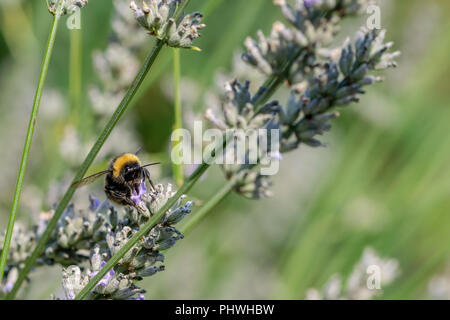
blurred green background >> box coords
[1,0,450,299]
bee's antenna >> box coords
[135,146,143,155]
[128,162,161,173]
[141,162,160,168]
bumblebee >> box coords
[72,151,159,210]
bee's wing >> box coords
[71,170,110,189]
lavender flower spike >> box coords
[131,181,147,205]
[304,0,318,7]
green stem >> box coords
[180,179,234,234]
[6,40,165,300]
[69,28,82,130]
[74,132,231,300]
[0,12,61,287]
[172,48,184,187]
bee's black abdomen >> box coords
[104,174,133,206]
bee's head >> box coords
[112,153,142,179]
[122,162,142,181]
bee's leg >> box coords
[144,168,156,192]
[105,185,136,207]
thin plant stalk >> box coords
[0,11,62,286]
[69,28,82,130]
[172,48,184,187]
[6,40,165,300]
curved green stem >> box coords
[6,40,165,300]
[0,12,61,287]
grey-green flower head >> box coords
[234,171,273,199]
[243,0,374,84]
[206,80,278,132]
[48,0,89,16]
[276,28,399,150]
[204,80,281,199]
[62,265,89,299]
[242,22,308,77]
[167,11,205,50]
[130,0,206,50]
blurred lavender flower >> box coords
[59,125,88,165]
[306,247,400,300]
[1,267,17,295]
[428,262,450,299]
[112,0,148,49]
[304,0,318,7]
[90,43,139,116]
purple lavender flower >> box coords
[90,261,115,287]
[304,0,318,7]
[131,181,147,205]
[4,281,13,293]
[89,195,101,211]
[136,294,145,300]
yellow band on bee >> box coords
[113,153,141,177]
